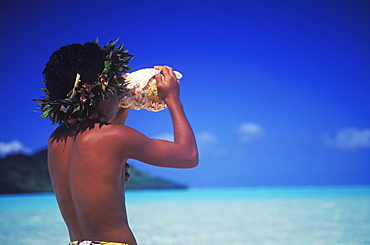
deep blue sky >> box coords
[0,0,369,188]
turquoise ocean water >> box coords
[0,186,369,245]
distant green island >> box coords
[0,149,186,194]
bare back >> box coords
[46,66,198,245]
[48,123,137,245]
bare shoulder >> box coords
[48,123,146,152]
[77,123,149,155]
[92,123,147,144]
[48,124,143,173]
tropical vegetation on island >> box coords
[0,149,186,194]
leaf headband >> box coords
[34,38,134,126]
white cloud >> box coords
[196,131,228,156]
[0,140,32,156]
[155,131,228,156]
[322,127,370,150]
[237,122,265,142]
[155,132,174,141]
[197,131,219,145]
[156,131,219,145]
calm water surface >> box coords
[0,186,369,245]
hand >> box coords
[125,162,130,182]
[154,66,180,104]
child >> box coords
[35,40,198,245]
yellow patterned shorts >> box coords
[69,241,129,245]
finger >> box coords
[154,65,165,74]
[155,65,172,75]
[125,172,130,182]
[162,66,178,81]
[163,65,174,73]
[155,72,164,85]
[154,66,164,82]
[154,66,177,85]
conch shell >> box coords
[119,68,182,111]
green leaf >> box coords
[60,105,70,113]
[104,60,111,68]
[41,108,52,118]
[72,105,81,114]
[110,37,120,47]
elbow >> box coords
[190,158,199,168]
[169,146,198,169]
[172,152,198,169]
[185,150,199,169]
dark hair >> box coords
[43,41,106,100]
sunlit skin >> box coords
[48,66,198,244]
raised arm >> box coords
[156,66,198,162]
[118,66,198,168]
